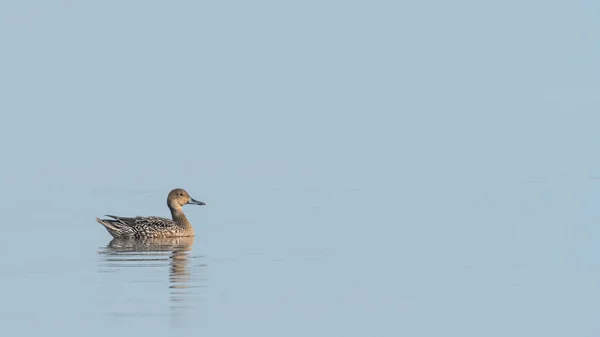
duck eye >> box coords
[179,193,184,196]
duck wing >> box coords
[96,215,175,238]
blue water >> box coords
[0,1,599,336]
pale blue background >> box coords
[0,1,599,336]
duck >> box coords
[96,188,205,238]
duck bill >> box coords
[188,198,206,206]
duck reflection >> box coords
[98,237,206,327]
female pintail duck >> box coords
[96,188,205,238]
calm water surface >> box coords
[97,237,205,327]
[0,0,599,336]
[0,179,598,336]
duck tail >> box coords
[96,217,124,238]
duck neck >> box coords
[170,207,192,229]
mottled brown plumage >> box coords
[96,188,206,238]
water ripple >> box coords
[97,237,206,327]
